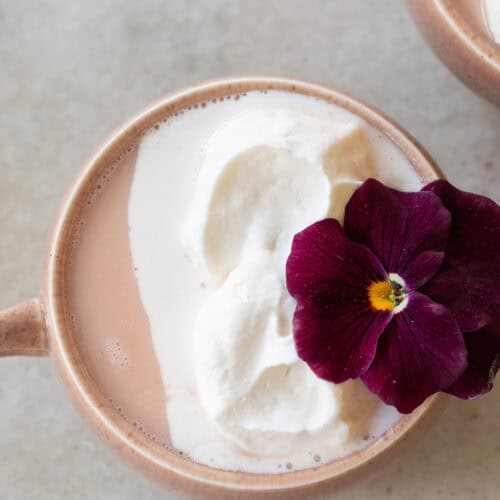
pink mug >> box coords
[0,76,444,498]
[407,0,500,105]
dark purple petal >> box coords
[361,292,467,413]
[294,300,392,383]
[422,180,500,332]
[286,218,387,304]
[422,268,500,333]
[344,179,451,290]
[446,322,500,399]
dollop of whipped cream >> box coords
[184,107,374,455]
[484,0,500,43]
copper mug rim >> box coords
[1,76,445,497]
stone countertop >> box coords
[0,0,499,498]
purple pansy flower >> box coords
[286,178,500,413]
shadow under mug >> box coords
[0,76,445,498]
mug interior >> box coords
[43,77,443,494]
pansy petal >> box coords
[422,267,500,333]
[294,300,392,383]
[422,180,500,332]
[445,323,500,399]
[361,292,467,413]
[344,179,451,290]
[286,218,387,304]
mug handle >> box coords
[0,299,48,356]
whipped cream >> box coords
[484,0,500,42]
[129,90,418,473]
[195,250,348,455]
[187,107,373,454]
[184,107,371,282]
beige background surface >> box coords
[0,0,499,498]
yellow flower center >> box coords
[368,278,407,312]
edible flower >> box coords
[286,179,500,413]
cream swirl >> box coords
[186,108,373,454]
